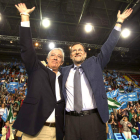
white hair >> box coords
[47,48,64,61]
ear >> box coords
[46,58,48,63]
[61,61,64,66]
[70,54,72,60]
[85,52,87,58]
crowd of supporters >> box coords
[103,70,140,139]
[0,63,140,140]
[0,62,27,140]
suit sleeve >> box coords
[96,29,120,70]
[20,26,38,74]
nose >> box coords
[54,56,57,60]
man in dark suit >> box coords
[61,9,133,140]
[13,3,65,140]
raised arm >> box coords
[97,8,133,70]
[15,3,37,74]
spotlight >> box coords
[49,42,55,49]
[88,48,91,51]
[121,28,130,38]
[69,46,72,49]
[10,41,13,43]
[85,23,93,33]
[42,18,50,28]
[35,42,39,47]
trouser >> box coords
[22,126,56,140]
[123,131,131,139]
[65,111,106,140]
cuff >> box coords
[114,26,121,32]
[21,21,30,27]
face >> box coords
[70,44,87,66]
[5,121,9,127]
[13,112,17,116]
[47,49,63,71]
[124,117,127,122]
[111,115,114,119]
[2,104,4,108]
[134,114,137,118]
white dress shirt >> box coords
[21,21,61,122]
[66,65,97,111]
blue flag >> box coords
[2,108,8,122]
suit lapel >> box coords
[39,61,56,98]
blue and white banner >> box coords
[117,94,128,103]
[2,108,8,122]
[127,92,138,102]
[107,124,114,139]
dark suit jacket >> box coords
[13,27,65,140]
[61,28,120,123]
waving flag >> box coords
[2,108,8,122]
[108,98,121,109]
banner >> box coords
[110,89,119,98]
[127,92,138,102]
[117,102,128,110]
[2,108,8,122]
[108,98,121,109]
[117,94,128,103]
[107,92,112,98]
[107,124,114,139]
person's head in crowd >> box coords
[130,106,133,110]
[13,112,17,117]
[14,102,18,107]
[1,103,5,108]
[117,109,122,115]
[138,108,140,114]
[110,114,115,120]
[135,105,138,110]
[133,113,137,121]
[46,48,64,73]
[111,112,114,116]
[5,120,10,127]
[130,109,135,115]
[11,100,14,104]
[137,115,140,122]
[113,97,117,101]
[123,116,128,122]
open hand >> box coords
[15,3,35,14]
[117,8,133,23]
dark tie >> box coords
[74,66,82,113]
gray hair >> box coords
[47,48,65,61]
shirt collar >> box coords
[47,67,61,77]
[73,64,83,74]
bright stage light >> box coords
[85,23,93,33]
[35,42,39,47]
[49,42,55,49]
[42,18,50,28]
[121,28,130,38]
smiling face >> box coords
[70,44,87,66]
[47,49,64,72]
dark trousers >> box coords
[65,111,106,140]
